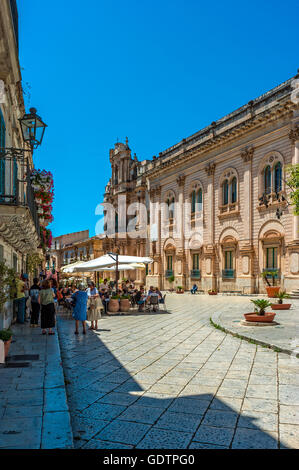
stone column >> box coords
[176,175,186,287]
[241,147,254,245]
[289,126,299,241]
[204,163,216,290]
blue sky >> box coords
[18,0,298,238]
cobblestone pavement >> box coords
[58,294,299,449]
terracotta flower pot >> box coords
[270,304,291,310]
[108,299,120,312]
[176,290,184,294]
[208,292,217,295]
[244,312,276,323]
[4,338,12,359]
[266,286,280,298]
[120,299,130,312]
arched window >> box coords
[114,166,118,185]
[274,162,282,193]
[264,166,271,194]
[166,197,175,220]
[197,188,203,211]
[191,190,196,213]
[191,188,202,213]
[231,177,237,204]
[223,180,229,205]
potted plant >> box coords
[0,329,13,359]
[176,285,184,294]
[261,270,280,298]
[271,290,291,310]
[208,289,217,295]
[108,295,120,313]
[120,295,130,312]
[168,275,175,292]
[244,299,276,323]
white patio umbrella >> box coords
[61,261,87,273]
[97,264,136,272]
[73,254,153,272]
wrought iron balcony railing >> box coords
[222,269,235,279]
[190,269,201,279]
[0,153,40,236]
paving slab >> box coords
[211,300,299,356]
[56,295,299,449]
[0,321,73,449]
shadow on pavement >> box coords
[58,314,281,450]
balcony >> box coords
[0,155,40,253]
[222,269,235,279]
[190,269,201,279]
[165,269,174,278]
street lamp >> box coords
[19,107,47,150]
[108,251,119,291]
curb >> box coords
[41,318,74,449]
[210,311,299,358]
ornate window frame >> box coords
[218,168,239,218]
[189,180,204,224]
[164,190,176,226]
[258,151,285,209]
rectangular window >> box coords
[266,247,278,269]
[167,255,173,270]
[0,244,3,262]
[224,251,233,269]
[193,253,199,270]
[12,253,17,271]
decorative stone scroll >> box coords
[241,146,254,163]
[289,125,299,144]
[176,175,186,186]
[205,163,216,176]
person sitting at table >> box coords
[146,287,161,312]
[147,286,154,296]
[191,284,198,294]
[135,287,146,312]
[100,288,109,314]
[102,279,109,292]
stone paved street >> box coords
[58,294,299,449]
[0,324,72,449]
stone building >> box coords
[51,230,107,283]
[103,72,299,293]
[0,1,48,327]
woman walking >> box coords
[39,279,56,335]
[72,284,88,335]
[87,281,101,330]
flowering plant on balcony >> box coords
[40,228,53,250]
[30,169,54,225]
[30,169,54,192]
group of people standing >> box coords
[14,275,58,335]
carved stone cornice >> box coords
[176,175,186,186]
[241,146,254,163]
[289,125,299,144]
[204,163,216,176]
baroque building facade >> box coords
[103,73,299,293]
